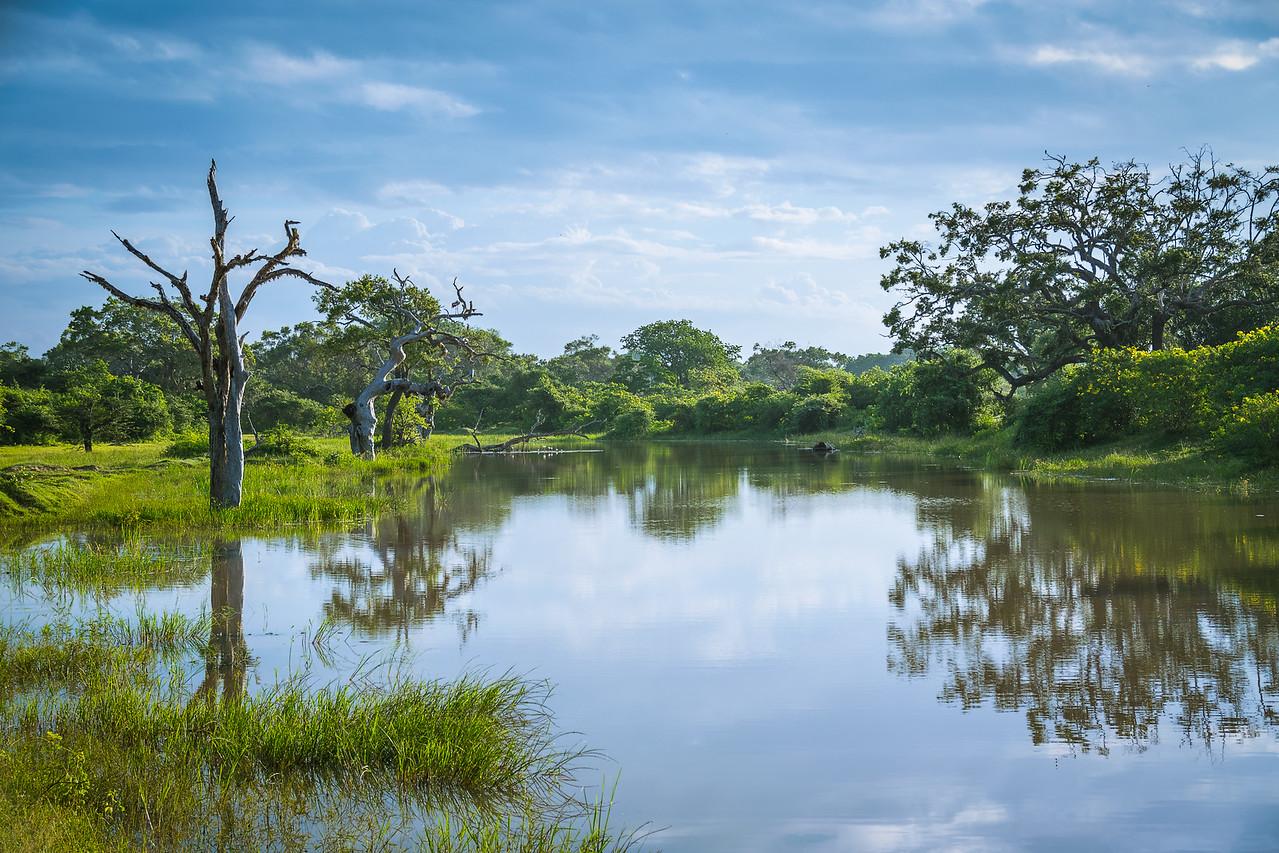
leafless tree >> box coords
[81,161,328,508]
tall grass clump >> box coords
[0,609,642,850]
[2,539,206,599]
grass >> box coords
[0,616,640,850]
[0,540,644,851]
[0,433,602,534]
[2,539,207,600]
[792,427,1279,492]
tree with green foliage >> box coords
[613,320,741,393]
[316,271,486,457]
[877,351,995,436]
[45,299,199,396]
[880,151,1279,391]
[545,335,617,385]
[0,386,58,445]
[842,351,912,375]
[50,360,169,451]
[742,341,847,389]
[0,342,46,388]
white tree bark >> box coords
[348,328,449,459]
[81,160,328,510]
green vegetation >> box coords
[2,539,207,599]
[0,548,639,851]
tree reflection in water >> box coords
[310,476,495,641]
[889,484,1279,755]
[195,538,248,703]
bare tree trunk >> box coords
[381,387,405,451]
[81,160,328,511]
[349,329,421,460]
[1151,312,1168,351]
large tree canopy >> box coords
[742,341,847,390]
[614,319,742,393]
[880,151,1279,391]
[45,298,199,395]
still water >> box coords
[15,443,1279,850]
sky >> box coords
[1,1,1277,359]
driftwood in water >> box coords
[811,441,838,453]
[458,415,597,454]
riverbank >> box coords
[793,427,1277,492]
[0,433,569,531]
[5,427,1272,533]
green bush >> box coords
[0,386,59,445]
[793,366,854,397]
[736,384,796,432]
[692,391,738,433]
[249,426,321,462]
[877,352,996,436]
[1015,361,1134,450]
[784,393,843,433]
[163,431,208,458]
[589,386,657,438]
[246,386,331,433]
[607,400,656,438]
[1214,392,1279,465]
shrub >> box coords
[876,352,996,436]
[163,431,208,458]
[0,386,60,445]
[736,384,796,432]
[1214,392,1279,465]
[608,400,656,438]
[589,386,656,438]
[249,426,321,462]
[784,393,843,433]
[247,386,330,433]
[793,366,854,397]
[692,391,737,433]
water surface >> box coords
[8,443,1279,851]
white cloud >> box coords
[1028,45,1153,76]
[358,82,479,117]
[683,153,772,197]
[1192,38,1279,72]
[752,232,880,261]
[761,272,850,309]
[243,44,356,80]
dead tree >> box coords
[458,412,597,453]
[326,270,483,459]
[81,161,328,508]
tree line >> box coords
[1,150,1276,508]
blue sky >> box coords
[2,1,1277,358]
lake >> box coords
[8,442,1279,851]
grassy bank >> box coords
[793,427,1278,491]
[0,433,554,532]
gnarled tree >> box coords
[319,270,485,458]
[81,161,328,508]
[880,151,1279,392]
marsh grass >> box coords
[0,604,640,851]
[0,433,596,532]
[2,539,207,599]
